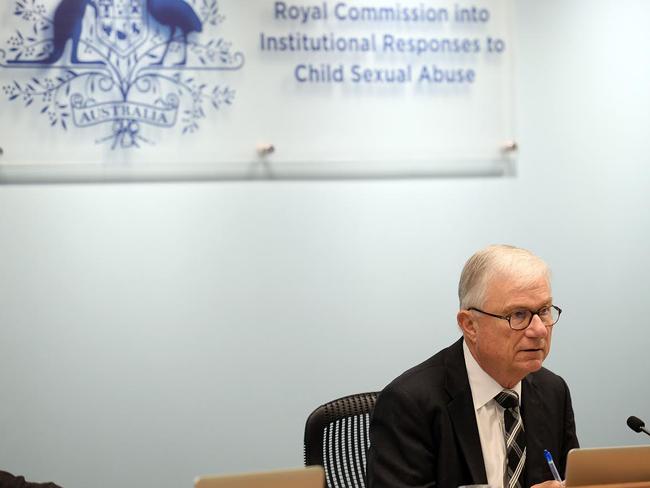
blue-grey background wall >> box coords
[1,1,649,487]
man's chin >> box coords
[520,358,544,374]
[516,352,546,373]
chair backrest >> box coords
[304,392,378,488]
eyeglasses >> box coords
[468,305,562,331]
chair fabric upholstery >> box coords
[304,392,379,488]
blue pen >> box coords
[544,449,563,483]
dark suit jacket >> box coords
[0,471,61,488]
[367,338,579,488]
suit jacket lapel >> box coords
[445,339,488,484]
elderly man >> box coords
[367,245,578,488]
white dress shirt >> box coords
[463,340,522,488]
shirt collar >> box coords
[462,339,522,411]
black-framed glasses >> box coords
[468,305,562,331]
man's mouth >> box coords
[520,347,544,354]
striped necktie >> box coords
[494,389,526,488]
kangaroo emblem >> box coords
[8,0,103,64]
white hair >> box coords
[458,244,551,309]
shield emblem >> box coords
[96,0,148,56]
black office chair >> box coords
[304,392,379,488]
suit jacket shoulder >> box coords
[381,340,456,405]
[0,471,61,488]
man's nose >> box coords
[525,313,548,337]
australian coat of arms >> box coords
[0,0,244,149]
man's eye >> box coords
[538,306,551,316]
[511,310,529,321]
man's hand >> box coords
[532,481,564,488]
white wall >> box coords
[1,1,649,487]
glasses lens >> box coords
[549,306,561,325]
[509,309,532,330]
[536,306,560,326]
[510,306,561,330]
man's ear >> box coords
[457,310,478,344]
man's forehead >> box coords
[485,272,551,305]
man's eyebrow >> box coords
[503,299,553,312]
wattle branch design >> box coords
[1,0,244,149]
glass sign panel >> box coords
[0,0,515,180]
